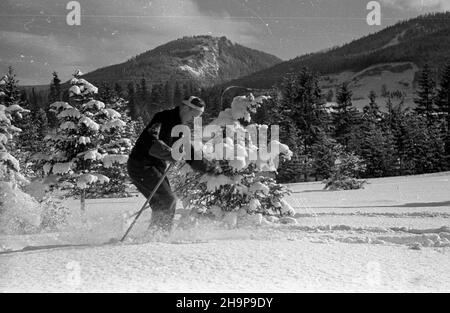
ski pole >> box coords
[120,162,175,242]
[127,171,203,219]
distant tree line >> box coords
[10,58,450,185]
[249,62,450,183]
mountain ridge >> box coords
[206,12,450,110]
[79,35,282,88]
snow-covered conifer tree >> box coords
[0,69,30,186]
[173,94,294,228]
[94,93,134,197]
[35,70,128,211]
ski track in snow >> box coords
[1,173,450,292]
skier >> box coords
[127,96,208,233]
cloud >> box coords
[1,0,261,84]
[380,0,450,11]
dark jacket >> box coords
[129,106,206,172]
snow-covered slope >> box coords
[1,172,449,292]
[321,62,419,111]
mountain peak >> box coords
[81,35,281,88]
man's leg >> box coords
[128,163,177,232]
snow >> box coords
[69,86,81,96]
[100,108,121,119]
[59,121,77,130]
[78,117,100,132]
[83,100,105,110]
[249,181,270,194]
[0,152,20,171]
[50,102,72,111]
[101,119,126,131]
[0,133,7,145]
[82,149,103,161]
[78,136,91,145]
[1,172,450,292]
[102,154,128,168]
[321,62,419,111]
[76,173,109,189]
[57,108,81,119]
[0,182,42,235]
[52,162,73,175]
[201,174,242,191]
[5,104,30,115]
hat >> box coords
[182,96,205,113]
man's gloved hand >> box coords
[149,140,177,162]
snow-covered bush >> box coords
[39,197,70,231]
[171,94,294,227]
[0,181,41,234]
[33,70,128,210]
[0,181,69,234]
[0,70,30,185]
[324,148,366,190]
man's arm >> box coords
[147,113,177,162]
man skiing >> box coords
[127,96,208,233]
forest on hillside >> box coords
[3,59,450,192]
[224,12,450,89]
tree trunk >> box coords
[80,189,86,212]
[80,189,87,224]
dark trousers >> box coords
[127,159,177,231]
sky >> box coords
[0,0,449,85]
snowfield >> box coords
[1,172,450,292]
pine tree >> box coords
[435,62,450,161]
[99,82,113,103]
[126,82,137,119]
[174,81,182,105]
[17,86,50,176]
[139,77,149,101]
[364,91,381,122]
[382,91,409,175]
[182,83,190,98]
[48,72,62,128]
[310,133,338,180]
[349,121,396,178]
[414,63,436,126]
[2,67,21,103]
[94,95,133,198]
[49,71,62,103]
[381,84,389,98]
[37,70,128,212]
[253,90,303,183]
[133,116,145,139]
[326,89,334,102]
[139,77,152,122]
[280,68,328,181]
[164,81,173,106]
[332,82,360,148]
[149,83,164,113]
[324,144,366,190]
[114,83,123,99]
[400,115,446,174]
